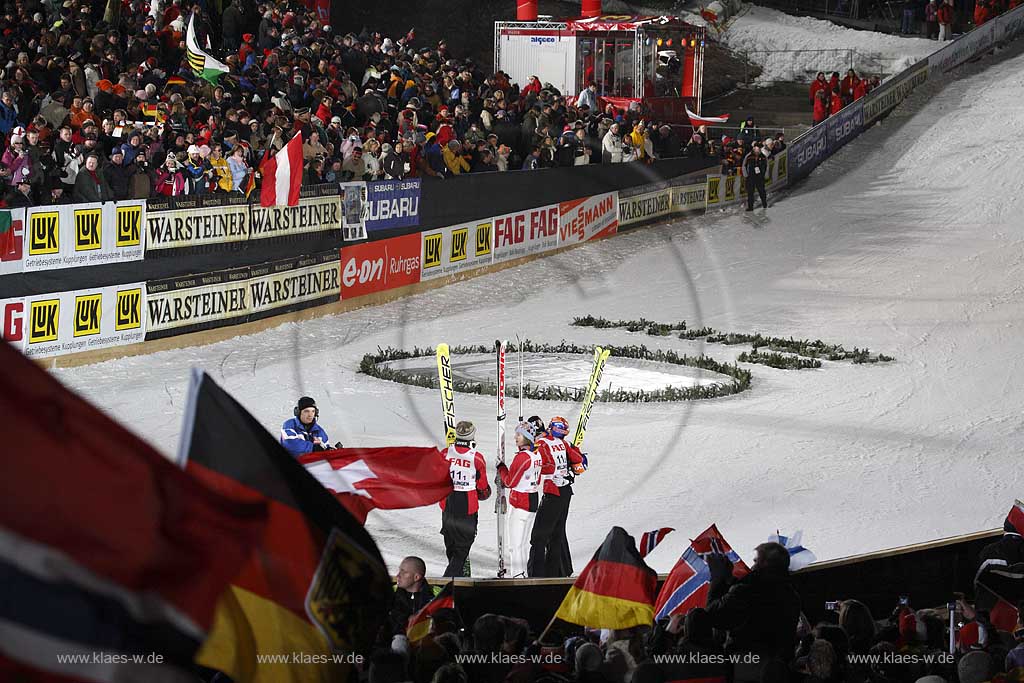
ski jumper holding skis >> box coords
[440,421,491,577]
[497,421,543,578]
[529,415,585,577]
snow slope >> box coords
[712,5,940,82]
[57,44,1024,576]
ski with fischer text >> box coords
[436,343,457,446]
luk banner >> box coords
[789,124,829,182]
[340,232,421,300]
[0,208,25,276]
[492,205,559,265]
[420,220,493,282]
[364,179,421,233]
[7,282,147,358]
[863,61,928,126]
[24,201,145,272]
[827,101,864,154]
[559,193,618,245]
[145,193,341,251]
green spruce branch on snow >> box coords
[572,316,895,365]
[359,340,752,403]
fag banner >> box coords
[492,204,559,264]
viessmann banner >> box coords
[145,194,342,251]
[1,282,146,359]
[558,192,618,245]
[23,201,145,273]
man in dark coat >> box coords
[73,153,114,203]
[704,541,801,681]
[743,142,769,211]
[387,556,441,637]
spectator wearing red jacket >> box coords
[840,69,860,104]
[828,72,841,96]
[809,72,829,105]
[853,78,870,101]
[830,90,844,116]
[813,90,829,125]
[974,0,991,25]
[938,0,954,40]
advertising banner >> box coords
[6,282,146,358]
[24,201,145,272]
[789,124,829,181]
[558,193,618,245]
[827,101,864,154]
[340,233,422,300]
[863,61,928,125]
[0,208,25,276]
[341,181,368,241]
[619,188,673,227]
[145,194,341,251]
[420,220,494,282]
[670,183,708,214]
[364,179,421,233]
[247,253,341,320]
[492,205,560,264]
[995,4,1024,42]
[929,22,993,77]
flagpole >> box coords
[536,612,559,645]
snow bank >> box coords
[705,4,941,82]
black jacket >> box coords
[705,567,801,659]
[388,582,438,636]
[979,533,1024,567]
[743,152,768,181]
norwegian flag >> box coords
[1004,499,1024,535]
[654,524,749,621]
[639,527,674,558]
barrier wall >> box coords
[2,3,1022,364]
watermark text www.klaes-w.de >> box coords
[455,652,565,665]
[255,652,366,665]
[55,652,166,665]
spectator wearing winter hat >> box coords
[497,421,543,578]
[442,139,469,176]
[979,508,1024,566]
[182,145,208,194]
[154,153,186,197]
[103,146,132,200]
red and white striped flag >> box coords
[639,527,674,558]
[685,106,730,128]
[260,132,303,208]
[1005,499,1024,535]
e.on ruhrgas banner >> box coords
[558,192,618,246]
[339,233,422,300]
[492,205,559,265]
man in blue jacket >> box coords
[280,396,332,457]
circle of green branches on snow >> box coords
[359,340,752,403]
[572,315,895,368]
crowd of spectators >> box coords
[0,0,724,209]
[322,530,1024,683]
[808,70,881,125]
[901,0,1020,39]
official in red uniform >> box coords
[440,421,491,577]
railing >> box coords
[742,48,901,84]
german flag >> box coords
[166,75,187,88]
[553,527,657,629]
[179,370,392,683]
[244,169,256,198]
[406,582,455,645]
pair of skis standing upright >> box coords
[435,340,610,578]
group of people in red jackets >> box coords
[809,70,882,125]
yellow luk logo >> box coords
[450,228,468,262]
[778,153,788,178]
[29,299,60,343]
[475,223,492,256]
[115,288,142,330]
[75,208,102,252]
[725,177,736,201]
[116,205,142,247]
[423,233,442,269]
[708,178,720,204]
[29,212,59,255]
[74,293,102,337]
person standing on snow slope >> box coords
[280,396,337,457]
[743,142,768,212]
[528,415,586,577]
[439,420,491,577]
[497,421,544,578]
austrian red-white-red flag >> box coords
[299,447,454,523]
[685,106,730,128]
[259,132,303,208]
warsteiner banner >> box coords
[145,194,341,251]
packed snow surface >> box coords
[710,5,941,82]
[385,352,728,392]
[58,45,1024,576]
